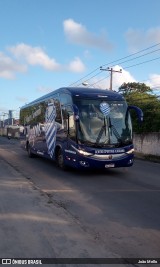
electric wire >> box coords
[90,55,160,87]
[90,55,160,89]
[68,42,160,87]
[124,55,160,69]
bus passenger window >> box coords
[61,107,68,130]
[54,99,62,125]
[68,111,76,140]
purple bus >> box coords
[20,87,143,170]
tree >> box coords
[119,82,152,96]
[118,82,160,133]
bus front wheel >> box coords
[57,148,66,170]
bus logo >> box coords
[100,102,110,116]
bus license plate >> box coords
[105,164,115,168]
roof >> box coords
[65,87,124,100]
[21,87,124,109]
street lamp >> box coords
[82,82,89,86]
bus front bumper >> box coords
[65,153,134,169]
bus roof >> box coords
[67,87,124,99]
[21,87,124,109]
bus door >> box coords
[61,104,77,150]
[42,97,62,159]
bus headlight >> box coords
[78,150,93,156]
[126,148,134,154]
[71,145,93,156]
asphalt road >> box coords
[0,136,160,266]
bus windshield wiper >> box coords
[96,117,107,144]
[109,117,122,142]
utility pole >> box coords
[100,66,122,90]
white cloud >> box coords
[7,43,86,74]
[8,43,61,71]
[111,65,136,90]
[0,52,27,79]
[0,43,87,80]
[146,73,160,90]
[63,19,113,51]
[67,57,86,72]
[125,27,160,52]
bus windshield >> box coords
[74,98,132,147]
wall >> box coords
[0,128,7,136]
[133,132,160,156]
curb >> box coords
[135,152,160,163]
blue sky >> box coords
[0,0,160,118]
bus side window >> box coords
[66,106,76,140]
[61,106,68,131]
[60,93,72,105]
[54,98,62,125]
[47,97,62,129]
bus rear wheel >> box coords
[57,148,66,170]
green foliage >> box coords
[119,82,152,95]
[118,82,160,133]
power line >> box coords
[68,42,160,87]
[69,67,100,87]
[101,43,160,68]
[77,51,160,87]
[100,67,122,90]
[109,48,160,68]
[76,70,103,87]
[90,55,160,90]
[124,55,160,69]
[90,75,110,87]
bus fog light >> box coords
[79,161,89,167]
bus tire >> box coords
[57,148,66,170]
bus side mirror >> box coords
[128,105,143,124]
